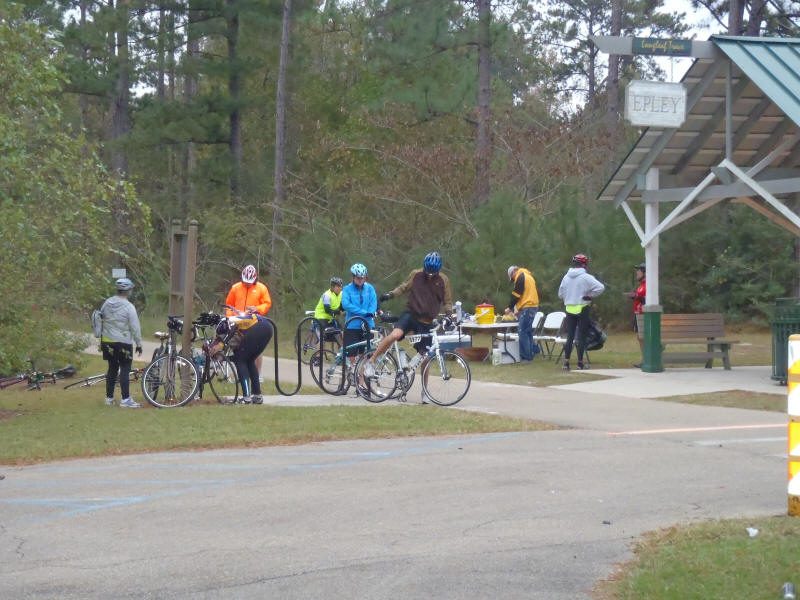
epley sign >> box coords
[625,81,686,128]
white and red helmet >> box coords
[241,264,258,284]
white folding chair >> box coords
[532,311,566,360]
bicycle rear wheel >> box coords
[64,373,107,389]
[355,351,398,403]
[141,354,199,408]
[421,351,471,406]
[309,349,350,395]
[207,357,240,404]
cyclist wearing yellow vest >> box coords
[557,254,605,371]
[313,277,344,340]
[504,266,540,362]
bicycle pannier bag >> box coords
[91,307,104,338]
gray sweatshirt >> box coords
[558,267,605,307]
[100,295,142,347]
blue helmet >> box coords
[423,252,442,274]
[350,263,368,277]
[115,278,134,292]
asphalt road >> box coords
[0,353,788,599]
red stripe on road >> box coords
[609,423,785,436]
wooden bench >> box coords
[636,313,739,370]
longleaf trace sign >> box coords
[633,37,692,56]
[625,80,686,128]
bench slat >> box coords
[634,313,737,369]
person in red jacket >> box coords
[624,263,646,367]
[225,264,272,379]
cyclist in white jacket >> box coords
[99,278,143,407]
[557,254,605,371]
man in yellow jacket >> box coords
[505,265,540,362]
[225,264,272,378]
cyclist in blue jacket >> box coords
[341,263,377,366]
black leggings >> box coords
[233,320,273,397]
[563,307,590,363]
[102,341,133,398]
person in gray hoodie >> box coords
[99,278,143,407]
[557,254,605,371]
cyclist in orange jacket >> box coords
[225,265,272,379]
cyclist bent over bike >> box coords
[364,252,453,381]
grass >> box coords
[656,390,785,412]
[594,515,800,600]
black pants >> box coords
[233,320,273,397]
[102,341,133,398]
[563,307,590,363]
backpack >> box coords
[91,303,105,338]
[582,321,607,351]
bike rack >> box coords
[264,317,303,397]
[302,315,372,396]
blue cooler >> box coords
[438,334,472,351]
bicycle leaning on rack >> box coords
[64,367,145,390]
[0,360,76,391]
[308,315,386,396]
[190,311,241,404]
[355,316,471,406]
[140,315,200,408]
[297,311,343,364]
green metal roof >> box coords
[597,36,800,204]
[712,36,800,128]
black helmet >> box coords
[636,263,646,272]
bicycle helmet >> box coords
[350,263,368,277]
[115,278,134,292]
[241,264,258,284]
[423,252,442,274]
[330,277,343,287]
[215,319,231,337]
[507,265,518,281]
[572,254,589,267]
[635,263,646,272]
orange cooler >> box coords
[475,303,495,325]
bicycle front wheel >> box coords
[309,349,350,395]
[356,351,398,403]
[64,373,107,389]
[207,357,240,404]
[421,350,471,406]
[141,354,199,408]
[297,322,320,365]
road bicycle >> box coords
[191,311,240,404]
[355,316,471,406]
[64,367,145,390]
[297,311,342,364]
[0,361,76,391]
[308,317,386,396]
[140,315,200,408]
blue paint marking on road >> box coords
[1,432,521,526]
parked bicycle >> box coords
[0,360,76,391]
[297,311,342,364]
[308,316,385,396]
[140,315,200,408]
[64,367,145,390]
[355,316,471,406]
[191,311,240,404]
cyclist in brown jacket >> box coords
[363,252,453,377]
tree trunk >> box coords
[182,1,201,213]
[272,0,292,281]
[745,0,767,35]
[474,0,491,208]
[79,0,90,132]
[157,4,166,101]
[728,0,744,34]
[109,0,130,175]
[606,0,622,141]
[228,0,242,200]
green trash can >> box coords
[771,297,800,383]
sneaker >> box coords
[577,362,590,370]
[105,397,115,406]
[562,362,570,371]
[251,395,263,405]
[120,397,140,408]
[632,363,642,369]
[420,388,429,405]
[363,361,376,378]
[240,396,252,404]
